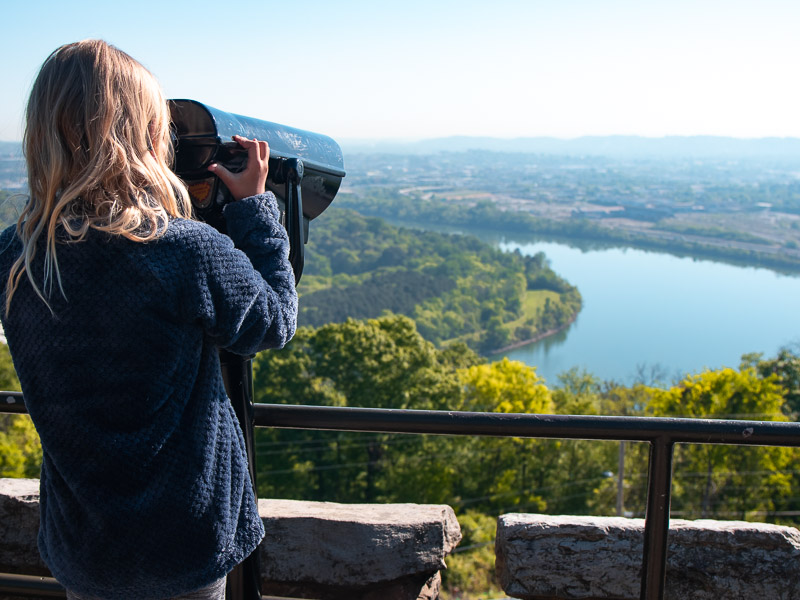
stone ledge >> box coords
[0,479,461,600]
[258,498,461,599]
[496,513,800,600]
[0,478,46,578]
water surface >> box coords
[381,218,800,385]
[497,240,800,385]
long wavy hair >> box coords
[5,39,192,312]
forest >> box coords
[3,317,798,598]
[297,208,581,353]
[247,317,800,597]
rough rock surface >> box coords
[0,478,47,576]
[496,513,800,600]
[258,498,461,599]
[0,479,460,600]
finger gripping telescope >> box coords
[168,99,346,284]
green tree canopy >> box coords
[648,367,793,519]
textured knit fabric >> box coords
[0,192,297,600]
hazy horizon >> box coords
[4,133,800,144]
[5,135,800,163]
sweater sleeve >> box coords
[186,192,298,355]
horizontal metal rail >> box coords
[0,573,310,600]
[4,393,800,600]
[0,572,307,600]
[0,391,25,414]
[255,402,800,446]
[0,573,66,597]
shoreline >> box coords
[356,209,800,276]
[488,312,578,356]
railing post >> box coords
[640,437,674,600]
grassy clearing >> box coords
[500,289,564,333]
[442,289,565,348]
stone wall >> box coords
[7,477,799,600]
[496,513,800,600]
[0,478,461,600]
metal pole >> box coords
[640,438,674,600]
[0,573,65,597]
[617,441,625,516]
[220,352,262,600]
[253,404,800,448]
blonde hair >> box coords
[6,39,192,312]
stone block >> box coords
[0,478,47,577]
[496,513,800,600]
[0,479,460,600]
[258,498,461,599]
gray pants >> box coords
[65,576,226,600]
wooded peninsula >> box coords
[298,208,582,354]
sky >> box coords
[2,0,800,142]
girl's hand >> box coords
[208,135,270,201]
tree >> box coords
[648,367,795,520]
[453,359,553,513]
[742,347,800,420]
[458,358,550,415]
[252,315,473,503]
[0,416,42,478]
[0,343,20,391]
[0,343,41,478]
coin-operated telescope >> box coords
[169,100,345,600]
[169,99,346,283]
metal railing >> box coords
[3,391,800,600]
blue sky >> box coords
[2,0,800,141]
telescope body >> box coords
[169,99,345,227]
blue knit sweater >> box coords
[0,193,297,599]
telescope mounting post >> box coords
[275,157,305,284]
[225,158,305,599]
[221,349,262,600]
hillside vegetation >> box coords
[2,314,798,597]
[336,187,800,273]
[299,208,581,353]
[251,315,800,598]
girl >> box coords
[0,40,297,599]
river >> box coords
[494,239,800,386]
[385,218,800,386]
